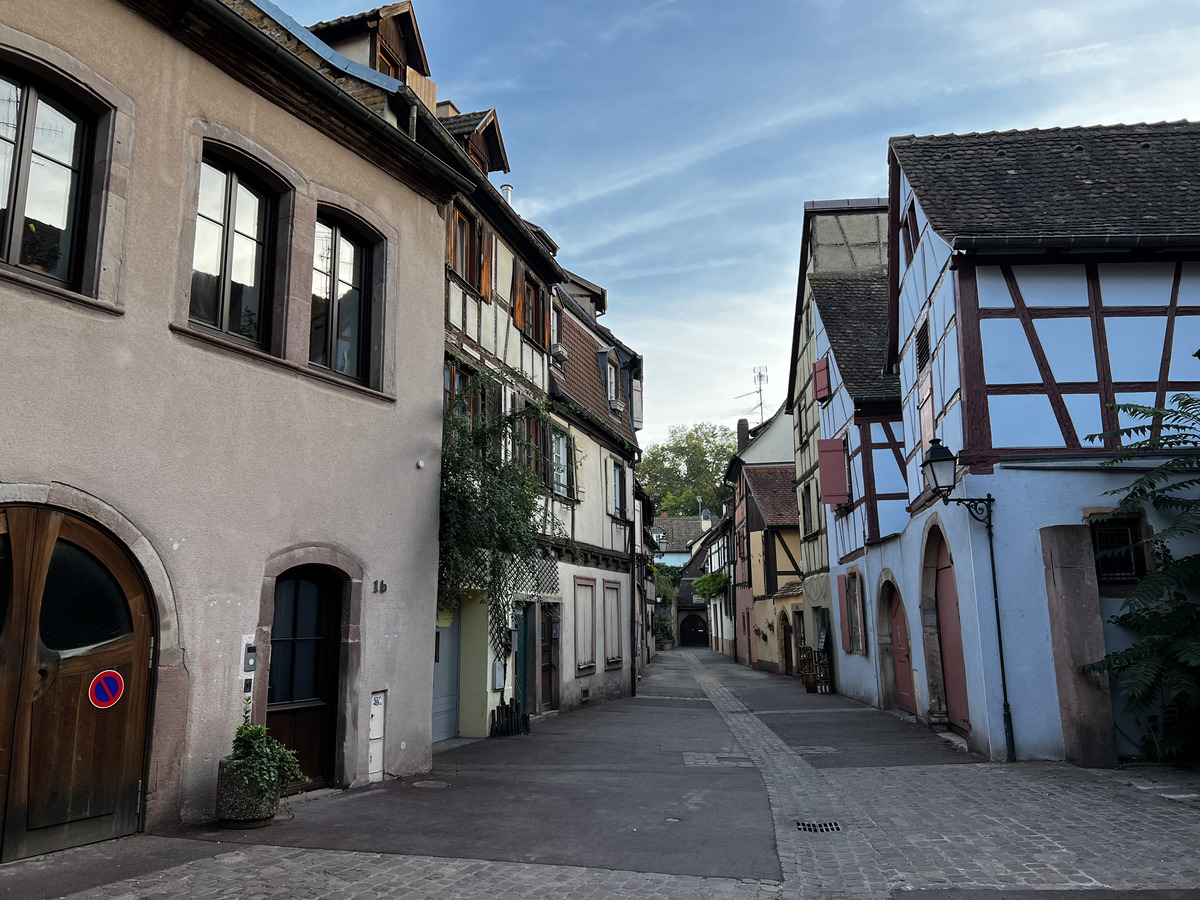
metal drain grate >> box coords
[797,821,841,833]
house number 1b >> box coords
[373,580,388,594]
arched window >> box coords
[310,217,369,380]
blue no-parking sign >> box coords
[88,670,124,709]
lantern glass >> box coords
[921,439,958,495]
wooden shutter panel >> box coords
[813,357,831,401]
[817,438,849,506]
[837,573,851,653]
[445,206,454,267]
[480,227,493,300]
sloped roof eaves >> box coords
[786,199,889,408]
[443,110,491,136]
[809,271,899,403]
[743,465,800,529]
[890,121,1200,244]
[551,314,637,448]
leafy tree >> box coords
[692,571,729,602]
[638,423,737,518]
[654,563,682,604]
[438,370,564,656]
[1080,394,1200,762]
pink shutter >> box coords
[837,573,851,652]
[813,357,831,402]
[817,438,848,506]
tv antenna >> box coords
[733,366,769,425]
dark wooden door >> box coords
[890,591,916,714]
[266,567,342,791]
[781,615,794,676]
[539,604,558,711]
[935,539,970,734]
[0,506,154,862]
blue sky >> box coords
[277,0,1200,446]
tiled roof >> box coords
[810,270,898,402]
[550,313,637,448]
[647,516,707,554]
[442,110,491,137]
[772,580,804,600]
[742,465,799,530]
[891,121,1200,243]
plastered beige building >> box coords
[0,0,474,859]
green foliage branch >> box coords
[1080,393,1200,762]
[228,699,304,796]
[691,570,729,601]
[438,367,568,657]
[638,422,737,518]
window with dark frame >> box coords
[449,205,475,287]
[515,273,546,346]
[0,71,89,286]
[190,157,272,345]
[1090,517,1148,586]
[801,483,813,535]
[611,462,626,518]
[310,217,368,380]
[846,569,862,653]
[607,360,619,403]
[551,429,574,498]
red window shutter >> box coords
[813,357,831,402]
[817,438,848,506]
[837,573,851,652]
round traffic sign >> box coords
[88,670,124,709]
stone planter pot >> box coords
[215,756,279,828]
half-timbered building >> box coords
[725,409,801,671]
[811,270,907,704]
[786,199,888,689]
[862,122,1200,763]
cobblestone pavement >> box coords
[6,649,1199,899]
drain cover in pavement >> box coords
[412,780,450,789]
[797,821,841,833]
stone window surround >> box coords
[0,25,134,316]
[174,121,400,400]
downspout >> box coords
[628,510,637,698]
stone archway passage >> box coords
[0,506,155,862]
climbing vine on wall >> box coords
[437,368,566,657]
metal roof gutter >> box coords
[951,233,1200,251]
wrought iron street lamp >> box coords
[920,439,1017,764]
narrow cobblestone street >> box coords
[2,650,1198,900]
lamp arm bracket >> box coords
[941,493,994,527]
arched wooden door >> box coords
[780,613,794,676]
[0,506,154,862]
[888,589,916,714]
[934,537,970,734]
[266,566,344,791]
[679,615,708,647]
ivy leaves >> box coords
[1081,393,1200,762]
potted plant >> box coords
[215,703,304,828]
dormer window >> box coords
[377,44,400,79]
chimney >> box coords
[500,184,514,205]
[701,510,711,532]
[737,418,749,452]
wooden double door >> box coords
[0,506,154,862]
